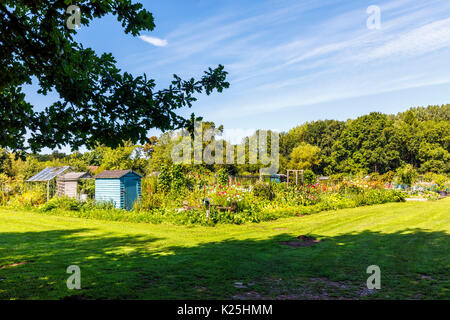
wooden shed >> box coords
[94,170,142,210]
[56,172,92,199]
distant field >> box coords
[0,199,449,300]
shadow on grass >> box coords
[0,227,448,299]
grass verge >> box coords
[0,198,448,299]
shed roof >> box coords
[59,172,92,181]
[86,166,99,173]
[27,166,70,182]
[94,170,142,179]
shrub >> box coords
[329,173,345,183]
[78,178,95,198]
[252,181,274,201]
[134,191,165,211]
[40,196,82,212]
[318,193,355,210]
[158,164,171,193]
[7,189,46,208]
[171,164,186,192]
[381,171,395,184]
[157,164,188,195]
[142,175,158,194]
[351,189,405,206]
[425,192,440,200]
[216,168,229,185]
[0,173,10,205]
[396,164,417,186]
[39,197,117,212]
[303,169,316,185]
[369,172,380,182]
[423,172,435,182]
[433,174,448,191]
[138,175,164,210]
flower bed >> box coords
[9,181,407,226]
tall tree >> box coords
[0,0,229,152]
[302,120,345,174]
[330,113,400,174]
[288,143,321,171]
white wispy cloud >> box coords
[138,35,168,47]
[130,0,450,121]
[356,17,450,62]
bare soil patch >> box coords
[278,235,320,247]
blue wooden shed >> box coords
[94,170,142,210]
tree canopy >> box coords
[288,143,321,171]
[0,104,448,180]
[279,104,450,175]
[0,0,229,152]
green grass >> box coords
[0,199,449,300]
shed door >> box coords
[124,178,138,210]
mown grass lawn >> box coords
[0,199,449,300]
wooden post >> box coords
[47,180,50,202]
[287,170,289,188]
[296,171,298,185]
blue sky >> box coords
[26,0,450,150]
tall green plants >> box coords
[396,164,418,187]
[157,164,188,194]
[303,169,316,185]
[216,168,229,185]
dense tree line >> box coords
[138,103,450,176]
[0,104,449,180]
[278,104,449,175]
